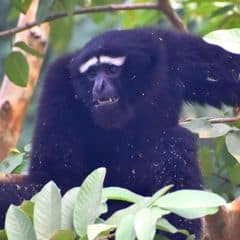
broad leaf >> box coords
[154,190,225,219]
[157,218,177,234]
[204,28,240,54]
[14,41,43,57]
[115,215,135,240]
[73,168,106,237]
[62,187,79,229]
[5,205,36,240]
[20,200,34,222]
[4,51,29,87]
[34,181,62,240]
[134,208,156,240]
[147,185,173,207]
[106,199,147,226]
[103,187,143,203]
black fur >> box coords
[0,28,239,239]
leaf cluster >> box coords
[0,168,226,240]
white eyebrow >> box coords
[99,56,126,66]
[79,57,98,73]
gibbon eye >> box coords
[107,65,120,75]
[87,68,97,80]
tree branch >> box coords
[180,116,240,125]
[157,0,187,32]
[0,1,187,38]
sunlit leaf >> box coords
[106,199,147,226]
[134,208,156,240]
[204,28,240,54]
[73,168,106,237]
[115,215,135,240]
[34,181,62,240]
[102,187,143,203]
[5,205,36,240]
[157,218,177,234]
[62,187,79,229]
[154,190,226,219]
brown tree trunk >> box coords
[203,198,240,240]
[0,0,49,160]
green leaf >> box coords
[198,148,212,177]
[34,181,62,240]
[106,199,147,226]
[226,131,240,163]
[134,208,156,240]
[115,215,135,240]
[20,201,34,222]
[227,164,240,185]
[5,205,36,240]
[183,119,231,138]
[50,230,75,240]
[50,17,74,53]
[36,0,54,22]
[203,28,240,54]
[62,187,79,230]
[59,0,76,15]
[11,0,32,14]
[0,152,24,173]
[154,190,226,219]
[14,41,43,57]
[102,187,143,203]
[73,168,106,237]
[4,51,29,87]
[157,218,177,234]
[147,185,173,207]
[0,229,8,240]
[87,224,116,240]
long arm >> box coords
[165,31,240,108]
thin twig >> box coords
[0,3,158,38]
[180,116,240,125]
[157,0,188,32]
[0,1,189,38]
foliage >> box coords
[0,168,226,240]
[0,145,30,174]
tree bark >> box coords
[0,0,49,160]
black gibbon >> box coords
[0,28,240,239]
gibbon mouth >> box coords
[93,97,119,106]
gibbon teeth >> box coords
[95,97,119,105]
